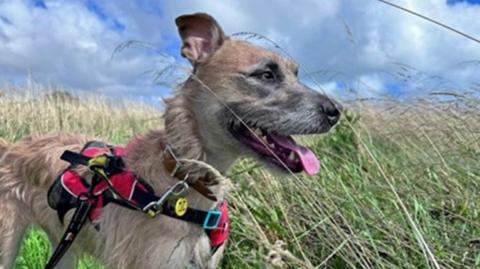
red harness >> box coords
[48,142,229,248]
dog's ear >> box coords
[175,13,226,64]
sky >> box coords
[0,0,479,103]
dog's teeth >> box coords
[254,128,262,136]
[288,151,296,161]
[269,143,275,148]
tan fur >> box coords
[0,13,340,269]
[0,25,244,269]
[0,130,226,268]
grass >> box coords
[1,84,479,268]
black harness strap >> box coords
[45,155,103,269]
[131,186,221,228]
[44,199,92,269]
[45,148,222,269]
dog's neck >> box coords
[161,88,232,207]
[164,81,237,174]
[164,92,206,169]
[125,83,235,208]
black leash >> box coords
[45,148,223,269]
[45,150,113,269]
[45,162,101,269]
[44,199,92,269]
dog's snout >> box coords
[320,97,341,125]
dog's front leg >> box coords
[187,245,226,269]
[206,244,225,269]
[0,200,29,269]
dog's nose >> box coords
[321,98,341,125]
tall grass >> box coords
[1,84,478,268]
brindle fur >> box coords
[0,13,340,269]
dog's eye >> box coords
[252,71,276,82]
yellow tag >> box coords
[146,209,156,218]
[175,198,188,216]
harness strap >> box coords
[59,150,223,228]
[63,148,217,202]
[45,146,227,269]
[131,185,222,229]
[45,197,93,269]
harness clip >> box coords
[142,180,189,217]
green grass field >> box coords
[1,85,479,268]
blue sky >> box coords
[0,0,479,104]
[447,0,480,5]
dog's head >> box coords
[175,13,341,175]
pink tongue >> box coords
[269,134,320,176]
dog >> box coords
[0,13,341,269]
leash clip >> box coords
[142,179,189,217]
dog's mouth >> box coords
[229,123,320,175]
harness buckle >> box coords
[87,154,113,179]
[87,154,109,169]
[203,210,222,230]
[142,180,189,217]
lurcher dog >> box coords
[0,13,341,269]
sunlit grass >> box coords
[1,84,479,268]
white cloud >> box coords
[0,0,479,99]
[162,0,480,97]
[0,0,173,100]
